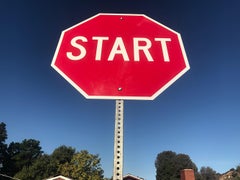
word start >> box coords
[66,36,172,62]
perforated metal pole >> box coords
[113,99,124,180]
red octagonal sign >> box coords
[51,13,190,100]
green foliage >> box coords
[4,121,240,180]
[0,122,7,143]
[14,146,89,179]
[59,150,104,180]
[13,146,104,180]
[14,154,56,180]
[155,151,198,180]
[155,151,177,180]
[8,139,43,175]
[175,153,198,178]
[51,145,76,165]
[0,123,107,180]
[237,165,240,173]
[198,166,218,180]
[0,122,8,179]
[51,145,76,176]
[13,139,42,165]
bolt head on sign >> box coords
[51,13,190,100]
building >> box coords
[219,170,240,180]
[180,169,195,180]
[123,173,144,180]
[45,175,72,180]
[45,174,144,180]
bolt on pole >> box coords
[113,99,124,180]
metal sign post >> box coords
[113,99,124,180]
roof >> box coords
[123,173,144,180]
[45,175,72,180]
[45,174,144,180]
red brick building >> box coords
[181,169,195,180]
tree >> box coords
[155,151,177,180]
[51,145,75,165]
[51,145,76,175]
[59,150,104,180]
[14,154,54,180]
[199,166,218,180]
[155,151,198,180]
[14,146,75,180]
[175,153,198,178]
[0,122,7,143]
[236,165,240,173]
[0,122,8,178]
[1,123,107,179]
[14,145,75,179]
[7,139,43,176]
[14,147,105,180]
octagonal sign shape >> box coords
[51,13,190,100]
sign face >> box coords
[51,13,190,100]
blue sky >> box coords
[1,1,240,179]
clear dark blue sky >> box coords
[1,1,240,179]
